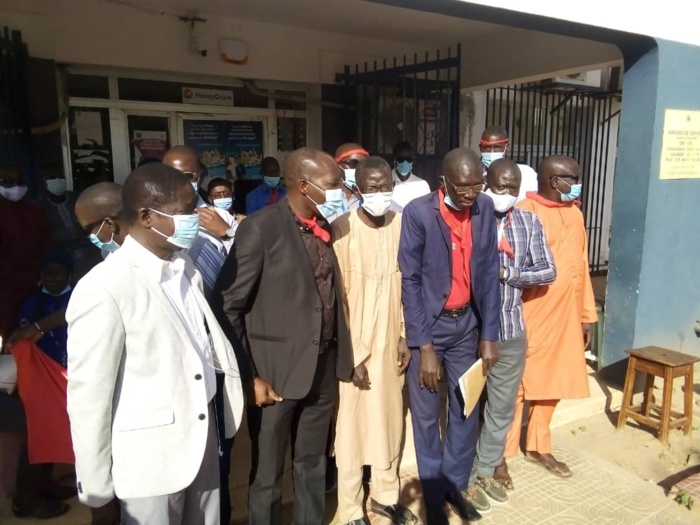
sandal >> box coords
[524,451,572,478]
[12,498,70,519]
[493,459,514,490]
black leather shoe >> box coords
[425,506,450,525]
[369,501,418,524]
[446,490,482,521]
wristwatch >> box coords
[225,227,236,238]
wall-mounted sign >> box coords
[659,109,700,180]
[183,119,263,180]
[181,87,234,107]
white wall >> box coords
[1,0,425,85]
[461,0,700,47]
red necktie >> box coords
[297,215,330,243]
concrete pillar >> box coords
[602,39,700,372]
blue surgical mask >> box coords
[42,284,72,297]
[306,182,345,220]
[89,221,120,252]
[150,209,200,249]
[396,161,413,177]
[342,169,357,190]
[482,151,505,168]
[263,176,280,189]
[213,197,233,210]
[442,176,461,211]
[559,180,582,202]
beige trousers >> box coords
[337,457,400,523]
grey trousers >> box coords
[469,332,526,485]
[120,404,220,525]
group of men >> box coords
[1,125,596,525]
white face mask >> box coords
[46,178,67,196]
[484,188,517,213]
[343,169,357,190]
[0,185,28,202]
[360,191,393,217]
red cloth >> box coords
[438,188,472,309]
[498,212,515,259]
[0,200,52,339]
[266,187,279,206]
[297,215,331,243]
[10,340,74,465]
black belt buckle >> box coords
[441,304,469,318]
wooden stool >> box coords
[617,346,699,444]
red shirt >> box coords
[438,189,472,309]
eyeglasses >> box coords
[181,171,202,182]
[360,183,394,194]
[555,173,581,183]
[339,159,362,169]
[443,177,484,196]
[396,156,414,163]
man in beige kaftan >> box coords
[332,157,417,525]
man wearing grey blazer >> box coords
[66,164,244,525]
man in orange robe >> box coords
[503,155,597,478]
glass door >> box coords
[126,113,172,170]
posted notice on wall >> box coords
[182,87,234,107]
[183,119,263,180]
[133,130,168,166]
[659,109,700,180]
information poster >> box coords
[183,119,263,180]
[226,122,263,179]
[133,130,168,166]
[659,109,700,180]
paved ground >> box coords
[2,444,694,524]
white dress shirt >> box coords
[516,163,539,202]
[390,169,431,212]
[123,236,216,401]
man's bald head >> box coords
[335,142,369,165]
[75,182,123,223]
[537,155,580,185]
[285,147,338,184]
[285,147,344,219]
[122,164,194,223]
[536,155,581,202]
[486,158,521,185]
[162,146,201,177]
[443,148,483,181]
[481,126,508,143]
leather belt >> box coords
[441,304,470,318]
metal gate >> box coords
[485,82,621,273]
[0,27,33,183]
[336,45,461,188]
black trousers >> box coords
[214,374,234,525]
[247,350,337,525]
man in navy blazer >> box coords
[399,148,501,524]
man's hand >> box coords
[397,338,411,375]
[419,343,441,393]
[196,207,229,237]
[90,498,121,525]
[5,325,43,349]
[582,323,594,350]
[351,363,371,390]
[479,340,499,375]
[249,377,283,407]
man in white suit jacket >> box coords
[66,164,244,525]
